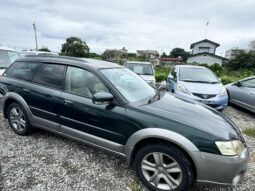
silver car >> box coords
[226,76,255,113]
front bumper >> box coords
[193,148,249,186]
[175,90,228,111]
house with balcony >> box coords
[187,39,228,65]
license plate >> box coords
[199,100,215,104]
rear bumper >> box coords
[193,148,249,186]
[175,91,228,111]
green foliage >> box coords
[85,52,102,59]
[243,128,255,138]
[226,52,255,70]
[155,66,171,82]
[169,48,190,60]
[38,47,50,52]
[61,36,89,57]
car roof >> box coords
[241,76,255,81]
[125,61,152,65]
[15,55,122,70]
[176,65,206,69]
[0,46,16,51]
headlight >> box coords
[177,84,190,95]
[219,87,227,96]
[215,140,244,156]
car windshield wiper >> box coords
[0,67,7,69]
[181,80,218,83]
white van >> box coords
[0,46,21,75]
[124,61,156,87]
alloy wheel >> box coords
[141,152,183,190]
[9,107,26,132]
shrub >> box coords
[243,128,255,138]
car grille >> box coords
[192,93,216,99]
[207,104,220,108]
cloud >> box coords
[0,0,255,54]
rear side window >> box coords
[5,62,41,81]
[32,64,66,89]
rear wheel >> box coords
[6,103,32,135]
[134,143,194,191]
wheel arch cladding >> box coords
[124,128,199,176]
[3,92,32,119]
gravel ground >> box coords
[0,105,255,191]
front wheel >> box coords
[134,143,194,191]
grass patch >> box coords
[130,179,142,191]
[243,128,255,138]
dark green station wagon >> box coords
[0,56,249,191]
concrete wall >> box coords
[187,54,223,65]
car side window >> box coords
[5,61,41,81]
[65,66,108,99]
[241,79,255,88]
[32,63,66,89]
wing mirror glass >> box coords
[92,92,113,105]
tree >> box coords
[170,48,190,60]
[161,52,168,57]
[39,47,50,52]
[226,52,255,70]
[61,37,89,57]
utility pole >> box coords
[33,22,38,50]
[204,21,209,39]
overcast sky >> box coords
[1,0,255,55]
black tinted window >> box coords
[5,62,41,81]
[33,64,66,89]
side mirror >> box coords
[168,74,174,80]
[218,78,222,82]
[235,81,242,87]
[92,92,113,105]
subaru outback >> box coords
[0,56,249,191]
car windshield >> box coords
[101,68,156,103]
[0,50,20,68]
[179,67,219,83]
[125,63,153,75]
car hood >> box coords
[180,81,223,94]
[139,75,155,82]
[140,92,243,141]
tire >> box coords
[6,102,32,135]
[134,143,194,191]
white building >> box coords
[225,49,245,60]
[249,41,255,51]
[136,50,159,59]
[187,39,228,65]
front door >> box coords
[59,66,127,145]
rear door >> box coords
[28,63,66,125]
[59,66,127,145]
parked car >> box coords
[0,56,248,191]
[0,46,20,75]
[124,61,156,87]
[226,76,255,113]
[167,65,228,111]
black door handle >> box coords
[64,99,74,106]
